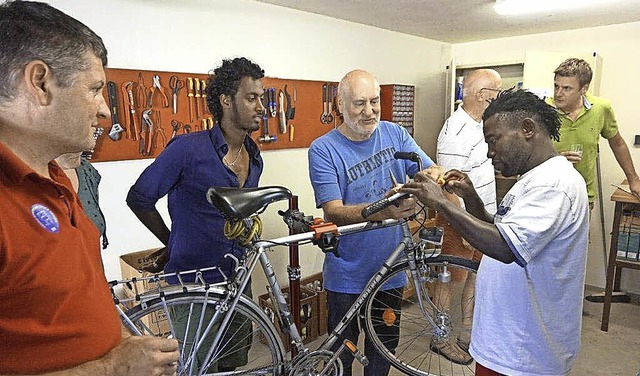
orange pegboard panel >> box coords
[92,67,340,162]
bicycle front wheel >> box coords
[125,291,285,375]
[364,255,479,376]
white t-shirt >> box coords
[470,156,589,376]
[437,105,497,214]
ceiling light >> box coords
[494,0,618,16]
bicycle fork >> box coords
[407,249,455,340]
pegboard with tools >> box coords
[92,67,341,162]
[92,68,212,162]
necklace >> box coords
[223,144,244,167]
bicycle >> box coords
[111,155,479,376]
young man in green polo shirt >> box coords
[546,58,640,206]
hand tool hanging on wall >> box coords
[333,84,342,124]
[148,75,170,108]
[183,124,191,134]
[119,82,132,139]
[320,83,329,124]
[136,73,147,109]
[194,78,201,120]
[170,119,182,138]
[169,75,184,114]
[106,81,124,141]
[125,81,139,141]
[268,88,277,118]
[187,77,195,122]
[259,91,276,143]
[201,80,209,115]
[152,116,168,150]
[278,89,287,133]
[141,109,154,156]
[284,84,295,142]
[284,84,295,120]
[326,83,334,125]
[207,117,214,129]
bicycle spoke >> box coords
[364,256,479,376]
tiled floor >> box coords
[342,286,640,375]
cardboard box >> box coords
[119,248,170,336]
[259,286,319,346]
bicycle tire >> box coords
[125,290,286,375]
[364,255,479,376]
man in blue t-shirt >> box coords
[308,69,433,376]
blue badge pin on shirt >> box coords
[31,204,60,233]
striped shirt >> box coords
[437,106,497,214]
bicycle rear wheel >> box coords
[124,291,285,375]
[364,255,479,376]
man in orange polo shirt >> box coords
[0,1,178,374]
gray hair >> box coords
[0,1,107,101]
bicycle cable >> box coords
[224,215,262,245]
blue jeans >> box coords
[326,288,403,376]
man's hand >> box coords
[560,150,582,164]
[379,192,417,220]
[105,336,179,376]
[401,171,447,209]
[629,179,640,202]
[440,170,477,200]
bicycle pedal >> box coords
[344,339,368,366]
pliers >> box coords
[148,74,170,108]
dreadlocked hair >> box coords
[483,89,561,142]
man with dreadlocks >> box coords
[401,90,589,376]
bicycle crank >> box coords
[289,350,343,376]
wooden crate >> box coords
[301,273,327,335]
[258,287,319,346]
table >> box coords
[601,183,640,331]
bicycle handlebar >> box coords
[361,192,410,218]
[361,151,423,218]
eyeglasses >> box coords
[480,88,502,93]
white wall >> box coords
[46,0,449,295]
[454,22,640,293]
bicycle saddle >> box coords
[207,186,292,219]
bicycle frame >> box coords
[115,214,445,375]
[237,216,443,374]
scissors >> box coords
[169,75,184,114]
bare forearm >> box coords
[432,199,515,264]
[324,202,395,225]
[610,135,640,183]
[130,209,170,245]
[0,358,112,376]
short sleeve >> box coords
[495,186,574,266]
[600,101,619,140]
[308,142,342,208]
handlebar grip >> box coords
[394,151,423,171]
[361,192,408,218]
[393,151,420,162]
